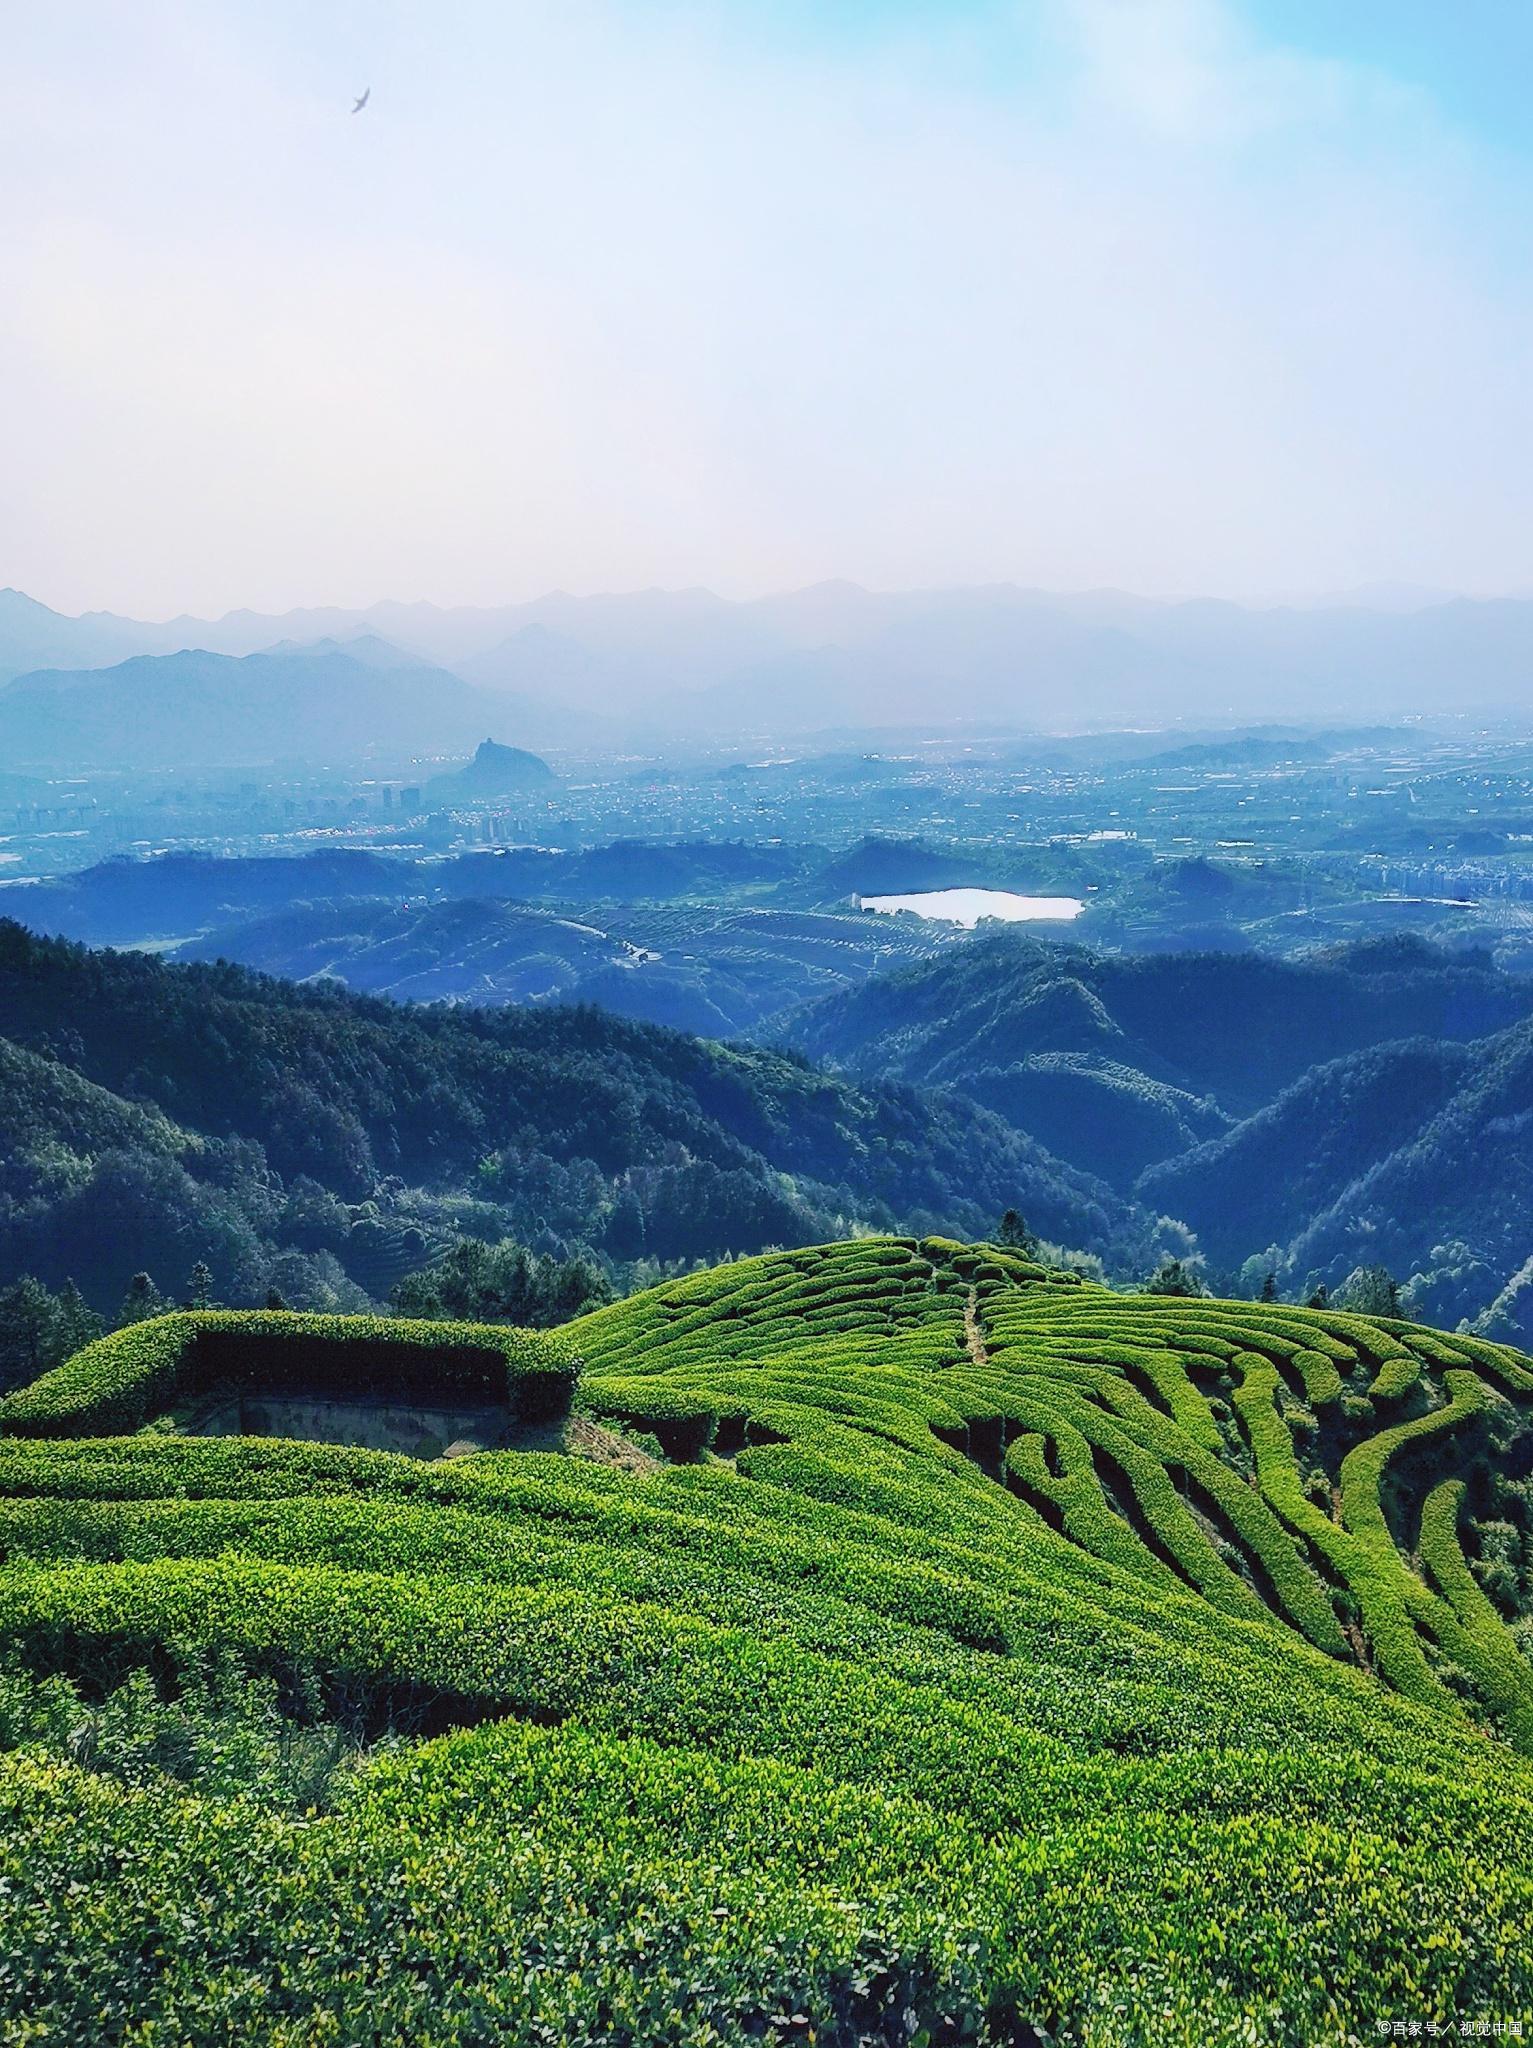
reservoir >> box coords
[860,888,1085,926]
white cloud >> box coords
[1054,0,1375,143]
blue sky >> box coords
[1246,1,1533,147]
[736,0,1533,150]
[4,2,1533,616]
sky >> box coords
[4,1,1533,618]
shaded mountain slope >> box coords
[969,1052,1231,1187]
[0,921,1132,1307]
[1137,1038,1475,1262]
[1131,1016,1533,1322]
[1286,1019,1533,1296]
[790,930,1533,1115]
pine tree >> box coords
[1260,1271,1278,1303]
[53,1279,103,1361]
[118,1273,167,1325]
[1145,1257,1202,1298]
[185,1261,216,1311]
[0,1278,59,1389]
[996,1209,1039,1257]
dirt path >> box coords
[964,1288,990,1368]
[566,1413,662,1474]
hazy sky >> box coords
[6,1,1533,617]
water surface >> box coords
[861,888,1084,927]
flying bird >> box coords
[351,88,370,113]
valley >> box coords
[13,4,1533,2032]
[9,619,1533,1364]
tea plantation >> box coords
[0,1236,1531,2044]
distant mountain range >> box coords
[0,639,527,770]
[9,844,813,949]
[169,897,959,1038]
[10,580,1533,737]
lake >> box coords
[860,888,1085,927]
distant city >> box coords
[9,707,1533,976]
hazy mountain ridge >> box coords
[0,644,522,770]
[13,580,1533,731]
[177,897,640,1008]
[10,845,817,950]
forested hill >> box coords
[790,928,1533,1111]
[789,930,1533,1328]
[1139,1019,1533,1327]
[0,921,1128,1313]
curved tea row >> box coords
[0,1239,1528,2042]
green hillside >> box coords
[1136,1036,1475,1260]
[0,920,1129,1310]
[0,1237,1530,2042]
[791,932,1533,1321]
[790,930,1533,1116]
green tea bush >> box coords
[0,1310,579,1437]
[0,1236,1529,2043]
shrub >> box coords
[0,1312,579,1438]
[0,1237,1528,2042]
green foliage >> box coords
[0,1652,377,1811]
[1338,1263,1402,1319]
[391,1236,611,1328]
[0,1236,1529,2041]
[0,1309,579,1438]
[1144,1256,1202,1297]
[0,1274,101,1392]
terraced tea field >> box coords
[0,1238,1530,2043]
